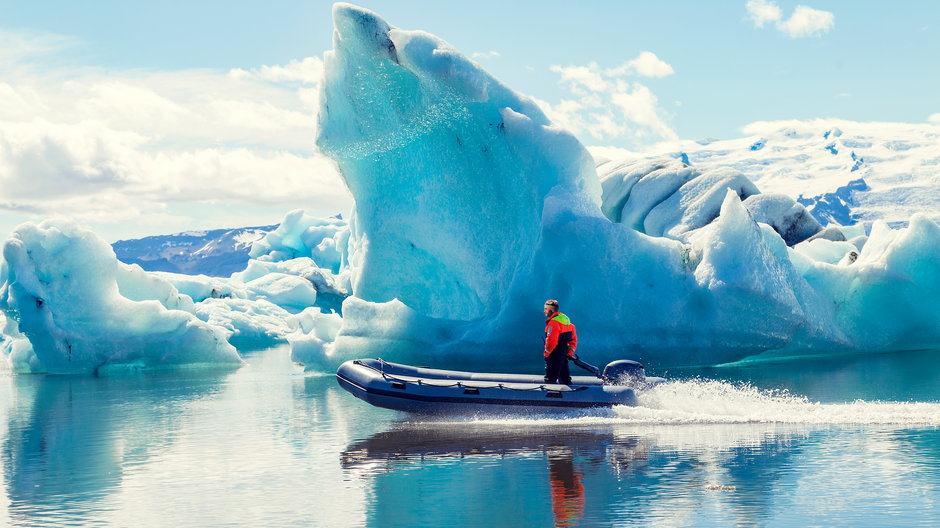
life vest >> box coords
[545,312,578,358]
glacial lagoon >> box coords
[2,346,939,527]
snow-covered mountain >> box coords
[112,225,277,277]
[591,119,940,229]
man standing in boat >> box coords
[544,299,577,385]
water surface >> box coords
[2,347,939,527]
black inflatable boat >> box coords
[335,358,664,414]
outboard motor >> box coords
[571,356,652,388]
[602,360,646,386]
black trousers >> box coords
[544,349,572,385]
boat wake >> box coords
[426,379,940,427]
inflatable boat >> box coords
[335,357,664,414]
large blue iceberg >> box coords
[2,4,938,374]
[311,4,940,369]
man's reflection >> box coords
[547,446,585,528]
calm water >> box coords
[1,347,939,527]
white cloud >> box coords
[610,84,677,140]
[542,60,677,144]
[746,0,783,28]
[550,63,609,93]
[746,1,834,38]
[929,113,940,124]
[471,51,500,59]
[779,5,835,37]
[0,49,350,239]
[606,51,674,78]
[228,56,324,85]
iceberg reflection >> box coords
[2,371,228,525]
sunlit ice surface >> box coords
[1,346,939,527]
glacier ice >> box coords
[0,220,241,375]
[287,307,343,370]
[318,3,599,322]
[643,168,759,239]
[234,258,348,310]
[0,211,353,372]
[0,311,40,374]
[742,193,822,246]
[194,298,293,348]
[4,4,940,375]
[305,4,940,370]
[249,210,349,274]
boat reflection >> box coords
[342,422,819,527]
[341,425,648,470]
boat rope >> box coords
[355,359,590,392]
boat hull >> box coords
[335,358,642,414]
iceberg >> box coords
[0,220,241,374]
[194,298,293,348]
[308,4,940,370]
[0,311,40,374]
[4,5,937,374]
[318,3,599,323]
[249,210,349,274]
[287,307,343,370]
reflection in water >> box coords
[341,423,821,527]
[547,447,583,528]
[2,371,229,526]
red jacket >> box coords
[544,312,577,358]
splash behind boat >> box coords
[335,358,664,414]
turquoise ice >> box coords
[314,4,940,369]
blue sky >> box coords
[0,1,937,240]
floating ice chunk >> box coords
[322,296,458,369]
[806,225,848,243]
[235,258,348,299]
[151,272,247,303]
[743,193,822,245]
[847,235,868,252]
[687,191,804,349]
[616,161,697,230]
[116,263,197,312]
[836,214,940,350]
[839,223,867,239]
[194,298,293,348]
[287,307,343,371]
[793,238,859,264]
[245,273,318,310]
[0,312,40,373]
[0,220,241,375]
[598,158,682,223]
[249,210,349,273]
[3,336,39,373]
[645,168,759,240]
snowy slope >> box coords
[112,225,277,277]
[591,119,940,228]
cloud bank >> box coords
[0,29,350,240]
